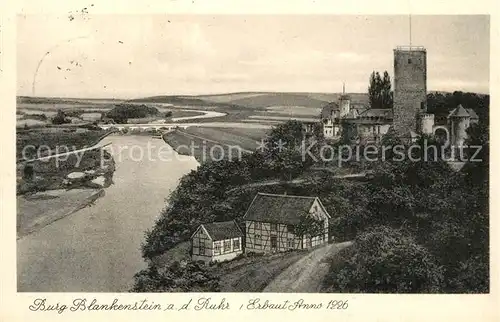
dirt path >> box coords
[226,173,367,194]
[263,241,353,293]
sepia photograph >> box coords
[15,14,489,294]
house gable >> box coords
[190,224,213,240]
[202,220,243,241]
[310,198,331,220]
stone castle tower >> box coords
[393,46,427,134]
[449,104,471,147]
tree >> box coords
[294,214,325,238]
[52,109,70,125]
[381,71,393,109]
[368,71,393,109]
[323,226,444,293]
[105,104,160,124]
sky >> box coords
[17,15,489,99]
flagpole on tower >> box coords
[409,14,412,48]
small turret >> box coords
[449,104,470,147]
[419,113,435,135]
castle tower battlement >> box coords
[419,113,435,134]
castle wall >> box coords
[339,98,350,118]
[393,48,427,133]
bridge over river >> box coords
[98,121,273,132]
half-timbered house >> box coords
[190,220,244,263]
[242,193,330,253]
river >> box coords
[17,135,199,292]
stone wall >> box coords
[393,49,427,133]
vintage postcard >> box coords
[1,0,499,321]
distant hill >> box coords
[19,92,371,110]
[197,92,369,108]
[227,93,328,109]
[129,95,242,109]
[131,92,369,109]
[17,96,124,105]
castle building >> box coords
[320,46,478,146]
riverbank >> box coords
[17,135,200,292]
[161,127,267,163]
[17,188,104,239]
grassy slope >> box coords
[162,127,268,162]
[217,251,308,292]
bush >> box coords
[52,110,70,125]
[323,226,444,293]
[131,261,220,292]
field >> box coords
[16,102,208,128]
[16,129,110,160]
[17,91,369,130]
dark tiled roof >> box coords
[449,104,470,117]
[243,193,322,225]
[466,108,479,119]
[202,220,243,241]
[359,108,393,118]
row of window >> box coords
[252,222,295,233]
[250,235,296,249]
[213,239,240,255]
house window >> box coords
[270,223,277,231]
[233,239,240,251]
[224,240,231,253]
[214,241,221,255]
[288,238,295,249]
[199,240,205,255]
[254,222,262,230]
[270,236,277,249]
[254,234,261,246]
[287,225,295,234]
[408,58,412,64]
